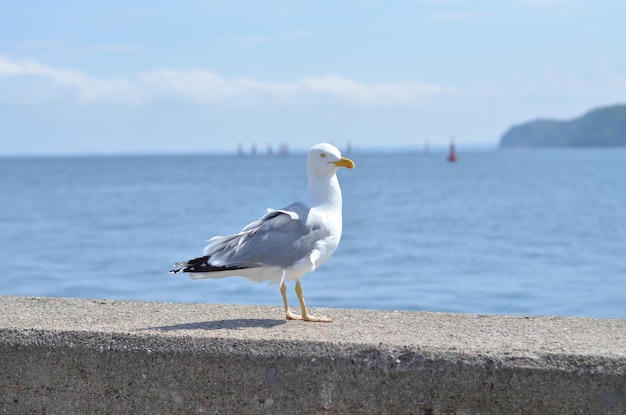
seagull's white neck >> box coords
[303,172,343,210]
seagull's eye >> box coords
[320,153,326,158]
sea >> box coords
[1,149,624,319]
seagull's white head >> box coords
[307,143,355,177]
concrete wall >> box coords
[0,296,625,414]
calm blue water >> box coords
[1,150,625,318]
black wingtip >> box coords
[170,255,259,274]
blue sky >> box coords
[1,0,625,154]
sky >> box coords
[1,0,625,155]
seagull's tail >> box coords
[170,255,259,280]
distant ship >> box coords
[279,144,289,156]
[447,142,458,162]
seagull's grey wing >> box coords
[208,204,330,269]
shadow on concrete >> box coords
[149,318,286,332]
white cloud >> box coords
[2,55,622,110]
[138,70,298,104]
[301,74,454,106]
[0,56,143,105]
[0,56,452,107]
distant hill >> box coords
[499,104,626,148]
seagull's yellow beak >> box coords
[332,157,355,169]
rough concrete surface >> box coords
[0,296,625,414]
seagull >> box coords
[170,143,355,322]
